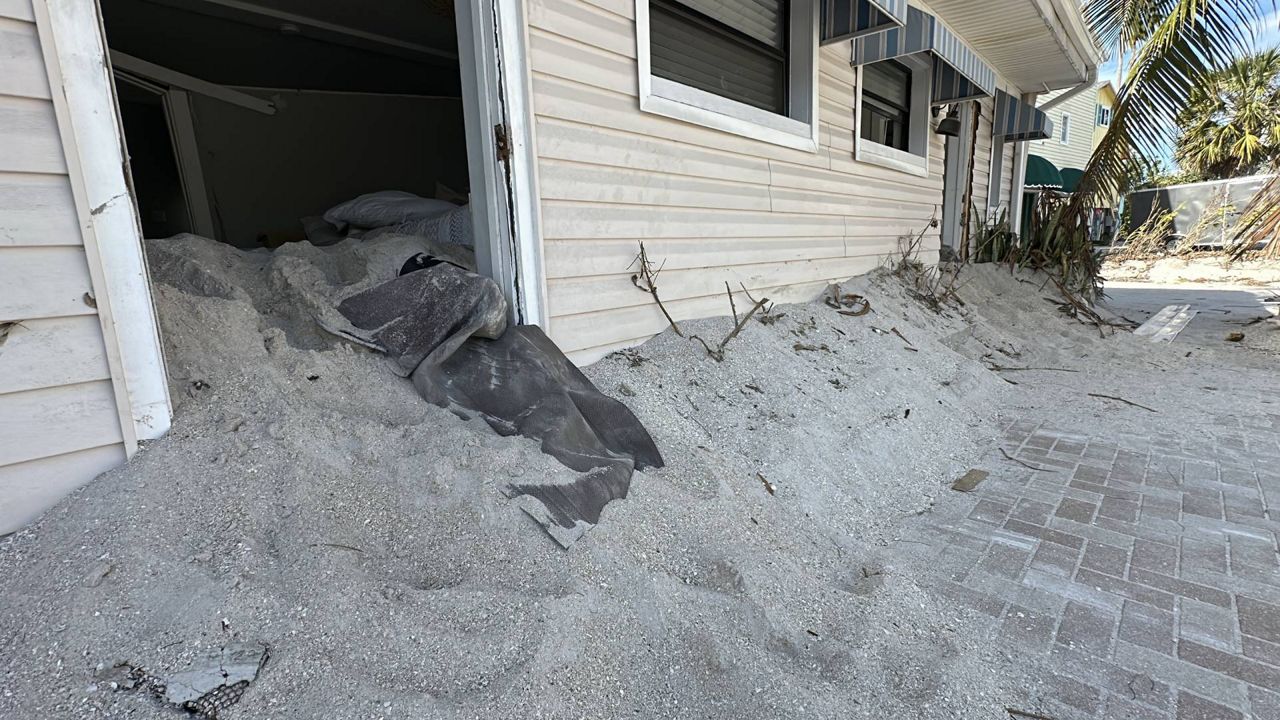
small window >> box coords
[637,0,818,151]
[860,60,912,152]
[1096,105,1111,127]
[854,54,931,176]
[1060,113,1071,144]
[650,0,789,115]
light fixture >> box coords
[935,105,962,137]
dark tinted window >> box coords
[650,0,789,115]
[860,60,912,151]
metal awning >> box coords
[851,6,996,104]
[820,0,908,45]
[1059,168,1084,193]
[994,90,1054,142]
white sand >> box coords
[2,236,1276,719]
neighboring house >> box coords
[1033,80,1116,176]
[0,0,1099,533]
[1027,80,1119,241]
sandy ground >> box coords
[1103,255,1280,286]
[2,237,1278,719]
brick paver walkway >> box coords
[909,414,1280,719]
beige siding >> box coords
[529,0,1016,361]
[1032,86,1098,170]
[0,0,126,534]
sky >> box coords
[1092,8,1280,170]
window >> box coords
[637,0,818,151]
[650,0,788,115]
[1059,113,1071,144]
[855,54,932,176]
[860,60,912,151]
[1096,104,1111,127]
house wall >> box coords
[0,0,128,534]
[1092,84,1116,149]
[527,0,1017,362]
[1033,85,1099,170]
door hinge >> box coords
[494,123,510,163]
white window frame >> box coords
[854,53,932,177]
[635,0,819,152]
[1059,113,1071,144]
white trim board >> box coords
[32,0,173,445]
[454,0,547,328]
[1133,304,1196,344]
[110,50,276,114]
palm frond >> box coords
[1071,0,1272,210]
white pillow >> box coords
[323,191,456,230]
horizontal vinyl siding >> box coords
[530,0,960,360]
[1032,87,1096,170]
[0,0,127,534]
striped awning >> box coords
[994,90,1054,142]
[820,0,908,45]
[851,6,996,105]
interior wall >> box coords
[189,89,470,246]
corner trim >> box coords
[31,0,172,448]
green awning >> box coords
[1059,167,1084,193]
[1025,154,1063,189]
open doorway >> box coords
[101,0,474,250]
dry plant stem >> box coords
[990,366,1079,373]
[1006,709,1057,720]
[1089,393,1158,413]
[726,281,739,325]
[630,242,684,337]
[691,297,770,361]
[999,447,1051,472]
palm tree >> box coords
[1075,0,1273,205]
[1036,1,1275,296]
[1176,50,1280,180]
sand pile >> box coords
[1,235,1084,719]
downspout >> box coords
[1010,66,1098,234]
[1038,65,1098,112]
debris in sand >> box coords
[757,472,776,495]
[1134,304,1196,343]
[118,643,269,719]
[82,558,114,587]
[1226,331,1245,342]
[328,262,507,375]
[1088,393,1158,413]
[951,469,988,492]
[413,326,663,547]
[793,342,830,352]
[890,327,916,351]
[999,448,1052,472]
[632,244,769,361]
[630,242,683,337]
[825,285,871,316]
[1006,709,1057,720]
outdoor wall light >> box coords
[935,105,962,137]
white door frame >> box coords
[455,0,548,327]
[112,73,220,239]
[32,0,173,447]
